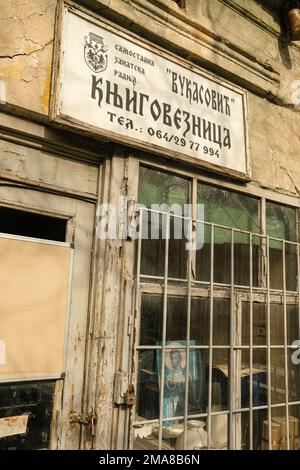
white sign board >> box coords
[52,4,249,179]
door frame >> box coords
[0,185,96,450]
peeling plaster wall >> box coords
[1,0,300,198]
[0,0,56,115]
[250,92,300,196]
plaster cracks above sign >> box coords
[51,2,250,180]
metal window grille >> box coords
[131,205,300,451]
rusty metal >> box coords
[124,384,136,406]
[69,411,97,436]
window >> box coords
[132,166,300,451]
[0,207,69,450]
[197,183,260,286]
[0,207,67,242]
[138,166,191,279]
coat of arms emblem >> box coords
[84,33,108,73]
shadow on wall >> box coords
[172,0,187,9]
[278,33,292,70]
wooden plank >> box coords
[58,199,95,449]
[0,138,98,199]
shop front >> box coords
[0,0,300,451]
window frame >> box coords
[129,159,300,451]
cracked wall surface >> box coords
[1,0,300,198]
[250,92,300,196]
[0,0,56,115]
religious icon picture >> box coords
[157,340,204,426]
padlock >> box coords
[124,384,136,406]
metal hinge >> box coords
[69,411,97,436]
[114,371,136,406]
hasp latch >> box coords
[69,411,97,436]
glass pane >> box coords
[271,407,288,450]
[253,408,268,450]
[140,211,166,278]
[286,243,297,291]
[197,183,260,233]
[240,350,250,409]
[253,304,267,346]
[197,184,259,287]
[242,302,267,347]
[213,299,230,346]
[0,381,55,450]
[288,354,300,402]
[233,234,259,287]
[240,411,250,450]
[270,304,284,346]
[138,167,190,280]
[267,202,297,291]
[214,227,231,284]
[190,298,210,346]
[140,294,163,346]
[289,405,300,450]
[140,295,191,346]
[261,411,287,450]
[241,303,250,346]
[234,232,250,286]
[136,350,159,420]
[188,349,207,416]
[196,223,211,283]
[253,349,268,407]
[190,298,230,347]
[139,212,188,279]
[269,239,283,290]
[239,350,268,409]
[266,202,297,243]
[287,304,299,345]
[252,235,260,288]
[271,349,286,405]
[168,214,187,279]
[209,413,228,450]
[211,349,230,412]
[139,166,190,211]
[166,297,187,342]
[243,303,293,348]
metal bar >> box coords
[266,236,272,450]
[183,217,193,450]
[283,241,290,450]
[249,233,253,450]
[133,400,300,426]
[297,243,300,378]
[139,209,299,244]
[260,198,267,290]
[229,228,235,449]
[136,345,231,351]
[130,208,143,450]
[207,224,214,449]
[158,213,170,450]
[140,274,188,282]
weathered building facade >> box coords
[1,0,300,451]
